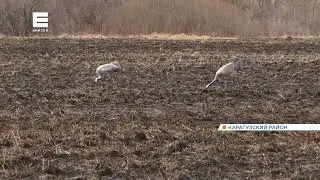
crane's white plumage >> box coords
[205,58,240,89]
[95,61,121,82]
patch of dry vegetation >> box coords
[0,0,320,36]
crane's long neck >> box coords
[205,75,217,88]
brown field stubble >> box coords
[0,38,320,179]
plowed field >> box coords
[0,37,320,179]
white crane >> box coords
[95,61,121,82]
[205,58,240,89]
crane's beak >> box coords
[201,87,208,93]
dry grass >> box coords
[0,37,320,179]
[0,0,320,36]
[3,33,320,41]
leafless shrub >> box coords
[0,0,319,36]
